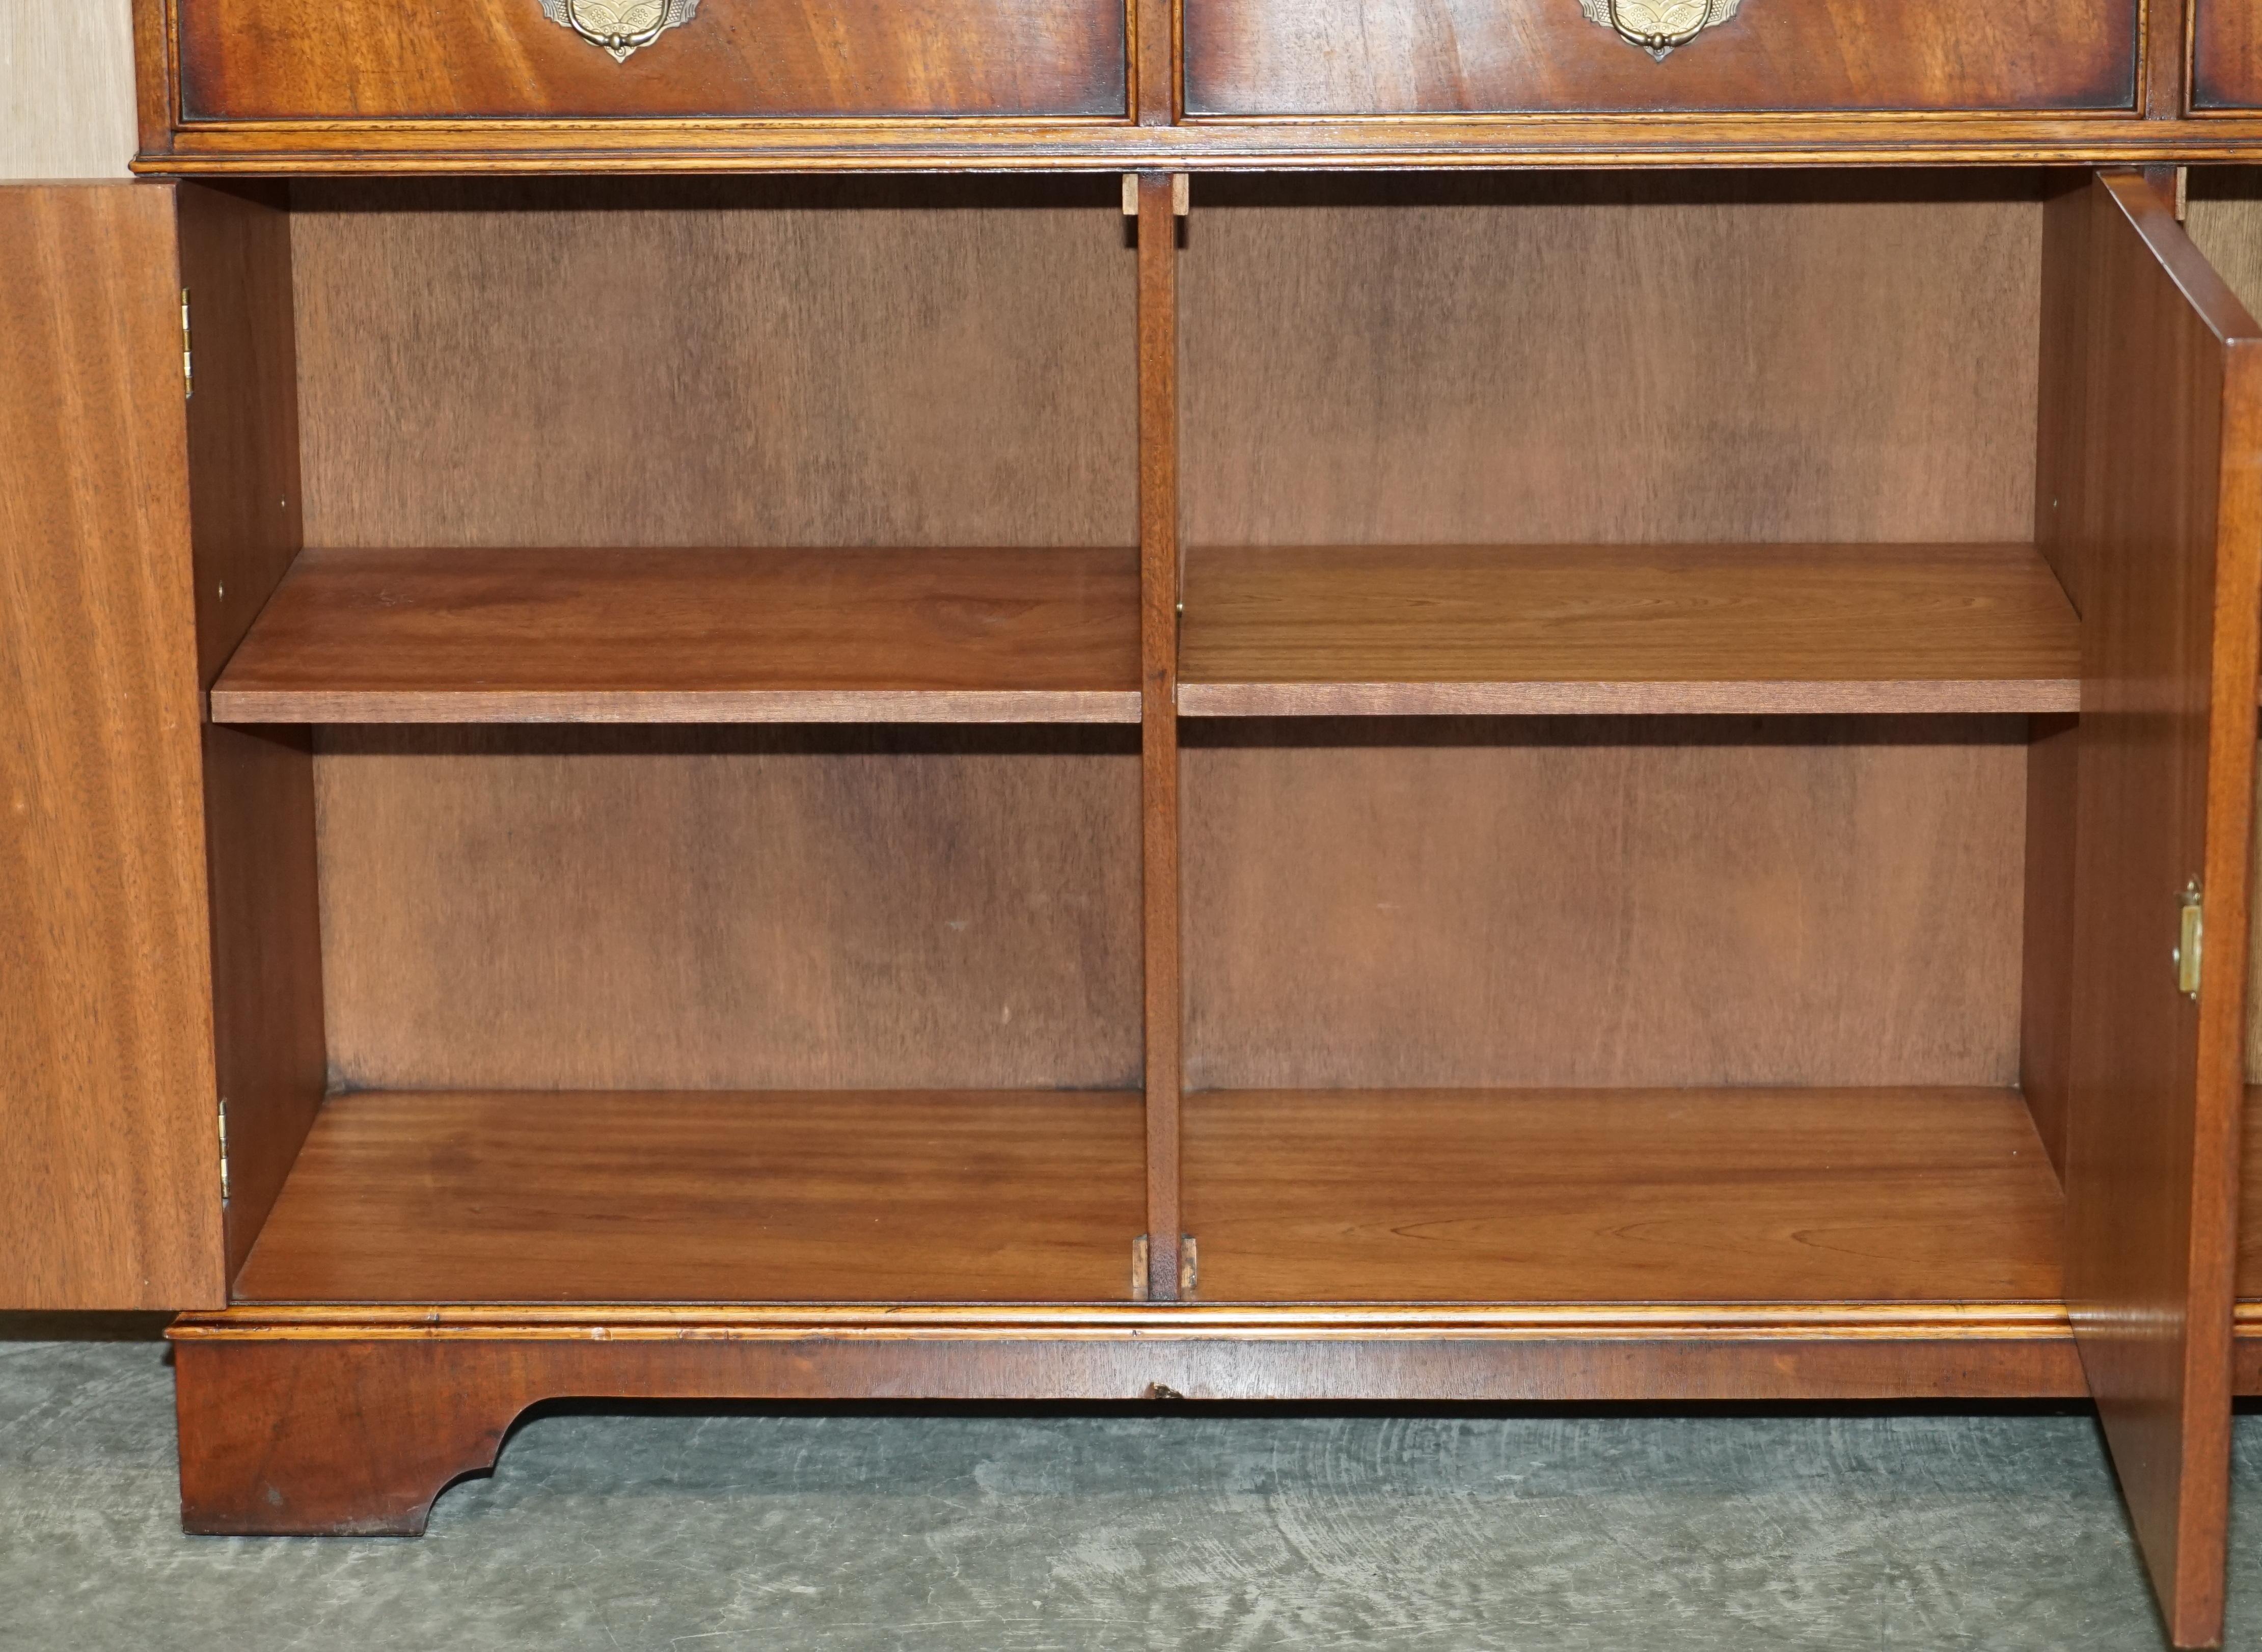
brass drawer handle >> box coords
[539,0,700,62]
[1581,0,1741,60]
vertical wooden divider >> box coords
[1137,173,1184,1302]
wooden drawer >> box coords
[1183,0,2138,117]
[172,0,1128,120]
[2195,0,2262,110]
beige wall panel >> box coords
[0,0,136,180]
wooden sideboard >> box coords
[11,3,2262,1647]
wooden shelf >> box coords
[209,546,1142,724]
[232,1090,1146,1304]
[1177,544,2081,716]
[1183,1089,2064,1304]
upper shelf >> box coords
[1176,543,2081,717]
[209,545,1142,725]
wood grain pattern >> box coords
[2181,176,2262,1093]
[1177,544,2080,716]
[173,0,1126,120]
[289,178,1135,552]
[2021,714,2079,1180]
[2019,179,2084,1177]
[1183,717,2026,1091]
[2061,172,2262,1652]
[132,112,2262,179]
[1182,1089,2064,1305]
[2194,3,2262,112]
[1181,175,2041,549]
[178,182,301,688]
[232,1089,1147,1304]
[2235,1306,2262,1396]
[1134,0,1170,121]
[210,546,1141,724]
[2185,174,2262,315]
[2036,173,2096,613]
[203,725,326,1283]
[1183,0,2135,117]
[313,725,1141,1092]
[1136,176,1183,1299]
[172,1303,2086,1532]
[2145,0,2186,123]
[0,183,223,1309]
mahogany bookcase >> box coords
[11,2,2262,1645]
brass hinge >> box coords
[1129,1234,1198,1301]
[2175,879,2204,1001]
[180,289,193,400]
[216,1096,230,1202]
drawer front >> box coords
[1184,0,2137,117]
[2195,0,2262,109]
[175,0,1128,120]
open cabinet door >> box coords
[0,182,227,1310]
[2062,171,2262,1649]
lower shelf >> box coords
[238,1084,2064,1313]
[1184,1088,2065,1305]
[232,1089,1148,1305]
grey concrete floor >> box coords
[7,1319,2262,1649]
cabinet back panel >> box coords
[1183,719,2024,1090]
[289,180,1137,551]
[313,728,1140,1092]
[1183,175,2040,548]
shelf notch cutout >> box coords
[1129,1234,1197,1301]
[1122,175,1190,216]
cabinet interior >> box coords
[192,169,2240,1311]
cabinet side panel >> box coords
[0,183,224,1309]
[2020,714,2078,1178]
[176,183,326,1286]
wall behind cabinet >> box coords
[0,0,134,180]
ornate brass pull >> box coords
[1580,0,1741,60]
[539,0,699,62]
